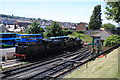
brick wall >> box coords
[76,23,87,31]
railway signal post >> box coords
[91,35,102,58]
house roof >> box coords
[92,30,112,40]
[16,20,32,23]
[6,25,15,31]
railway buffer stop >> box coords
[91,35,102,58]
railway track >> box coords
[48,44,120,80]
[28,49,91,80]
[2,48,85,71]
[2,47,91,79]
[2,48,86,72]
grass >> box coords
[68,32,92,43]
[64,47,119,78]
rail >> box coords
[2,47,89,79]
[53,44,120,79]
[2,45,119,80]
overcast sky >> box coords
[0,0,118,26]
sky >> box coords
[0,0,118,26]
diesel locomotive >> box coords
[15,35,82,59]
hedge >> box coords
[103,35,120,47]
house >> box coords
[0,24,9,33]
[2,19,16,25]
[16,20,32,27]
[5,25,23,33]
[5,25,15,32]
[76,22,88,31]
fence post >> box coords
[5,53,7,62]
[86,62,88,68]
[105,53,107,58]
[0,52,3,70]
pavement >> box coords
[1,59,26,69]
[0,47,25,69]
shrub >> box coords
[77,31,84,33]
[103,35,120,47]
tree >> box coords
[62,28,73,35]
[105,0,120,23]
[51,21,62,36]
[39,27,45,33]
[102,23,115,30]
[26,21,44,34]
[89,5,102,30]
[44,26,53,37]
[44,22,62,37]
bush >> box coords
[77,31,84,33]
[103,35,120,47]
[62,28,73,35]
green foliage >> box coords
[103,35,120,47]
[44,22,74,38]
[105,1,120,23]
[26,21,44,34]
[102,23,115,30]
[62,28,73,35]
[68,31,92,43]
[39,27,45,33]
[64,47,118,78]
[44,22,62,37]
[44,26,53,37]
[52,21,63,36]
[89,5,102,30]
[76,31,84,33]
